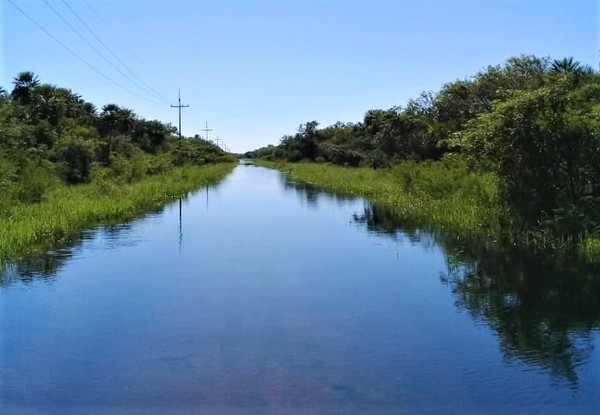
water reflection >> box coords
[0,204,171,287]
[4,168,600,392]
[352,204,600,386]
[279,172,360,210]
[0,222,134,287]
[0,181,225,287]
[282,180,600,386]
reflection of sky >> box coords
[1,165,599,414]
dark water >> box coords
[1,164,599,414]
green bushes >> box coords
[452,81,600,231]
[54,134,95,183]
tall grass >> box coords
[259,158,600,260]
[0,163,235,261]
[258,157,501,236]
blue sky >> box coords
[1,0,598,152]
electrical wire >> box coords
[42,0,166,105]
[7,0,164,106]
[82,0,179,92]
[60,0,175,105]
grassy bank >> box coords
[0,162,235,261]
[258,157,501,236]
[258,159,600,259]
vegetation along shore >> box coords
[0,71,235,261]
[248,56,600,259]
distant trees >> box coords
[247,54,599,237]
[0,71,232,196]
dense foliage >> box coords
[0,71,236,258]
[248,56,600,242]
[0,71,234,215]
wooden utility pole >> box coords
[170,89,189,143]
[202,121,212,143]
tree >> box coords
[11,71,40,104]
[297,120,320,160]
[98,104,136,162]
[32,84,67,127]
[452,81,600,229]
[55,131,95,183]
[550,57,582,74]
[132,119,176,153]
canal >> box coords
[1,164,599,414]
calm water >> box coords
[1,164,599,414]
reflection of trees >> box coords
[0,232,82,286]
[279,173,358,209]
[1,214,146,287]
[353,204,600,386]
[0,180,225,287]
[441,240,600,386]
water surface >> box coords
[1,164,599,414]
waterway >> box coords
[1,164,599,414]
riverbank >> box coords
[257,159,600,260]
[0,162,235,261]
[258,158,501,235]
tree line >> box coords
[0,71,233,210]
[246,56,600,238]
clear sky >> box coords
[1,0,598,152]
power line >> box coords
[42,0,164,105]
[7,0,161,105]
[60,0,174,105]
[82,0,178,91]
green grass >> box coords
[257,158,600,261]
[0,163,235,261]
[257,157,501,236]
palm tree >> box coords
[99,104,136,162]
[550,57,582,74]
[32,84,66,126]
[11,71,40,103]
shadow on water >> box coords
[286,176,600,387]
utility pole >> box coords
[215,137,223,149]
[170,89,189,143]
[202,121,212,143]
